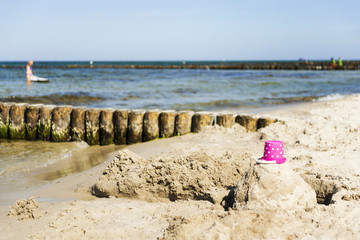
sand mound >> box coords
[8,197,42,220]
[92,149,251,203]
[233,163,317,211]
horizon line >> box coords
[0,58,357,62]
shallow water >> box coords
[0,140,123,204]
[1,63,360,111]
[0,140,88,177]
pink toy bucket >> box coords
[257,140,286,164]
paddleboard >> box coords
[31,75,49,83]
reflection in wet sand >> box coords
[36,144,124,181]
[0,140,124,205]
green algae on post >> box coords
[0,102,11,139]
[143,110,160,142]
[70,107,87,141]
[9,103,28,140]
[113,109,129,145]
[25,105,42,140]
[127,110,145,144]
[51,106,72,142]
[216,113,235,128]
[174,111,194,136]
[191,112,214,133]
[99,109,114,145]
[85,109,101,145]
[38,106,54,141]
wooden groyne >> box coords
[1,61,360,70]
[0,102,281,145]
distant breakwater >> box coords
[0,102,281,145]
[2,61,360,70]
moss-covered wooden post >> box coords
[0,102,11,139]
[51,106,72,142]
[174,111,194,136]
[143,110,160,142]
[38,105,54,141]
[70,107,87,141]
[235,115,258,131]
[216,113,235,128]
[9,103,28,139]
[127,110,145,144]
[85,109,101,145]
[191,112,214,133]
[99,109,114,145]
[25,104,42,140]
[159,110,176,138]
[113,109,129,145]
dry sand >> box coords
[1,95,360,239]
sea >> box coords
[1,61,360,202]
[2,61,360,111]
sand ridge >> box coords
[91,148,252,204]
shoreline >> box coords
[1,94,360,239]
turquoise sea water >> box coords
[1,61,360,111]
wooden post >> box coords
[113,109,129,145]
[70,107,87,141]
[25,104,42,140]
[159,110,176,138]
[174,111,194,136]
[143,110,160,142]
[235,115,258,131]
[127,110,145,144]
[51,106,72,142]
[216,113,235,128]
[0,102,11,139]
[38,105,54,141]
[9,103,28,140]
[85,109,101,145]
[257,118,277,130]
[100,109,114,145]
[191,112,214,133]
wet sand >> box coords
[0,143,124,206]
[1,95,360,239]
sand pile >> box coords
[232,163,317,211]
[92,149,251,203]
[8,197,42,220]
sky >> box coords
[1,0,359,61]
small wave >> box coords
[0,93,106,106]
[317,94,345,102]
[172,99,245,111]
[258,82,282,86]
[37,141,89,168]
[261,96,317,104]
[171,88,199,94]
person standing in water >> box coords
[26,60,34,83]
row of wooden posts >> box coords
[0,102,279,145]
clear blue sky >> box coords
[1,0,359,61]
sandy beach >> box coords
[1,94,360,239]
